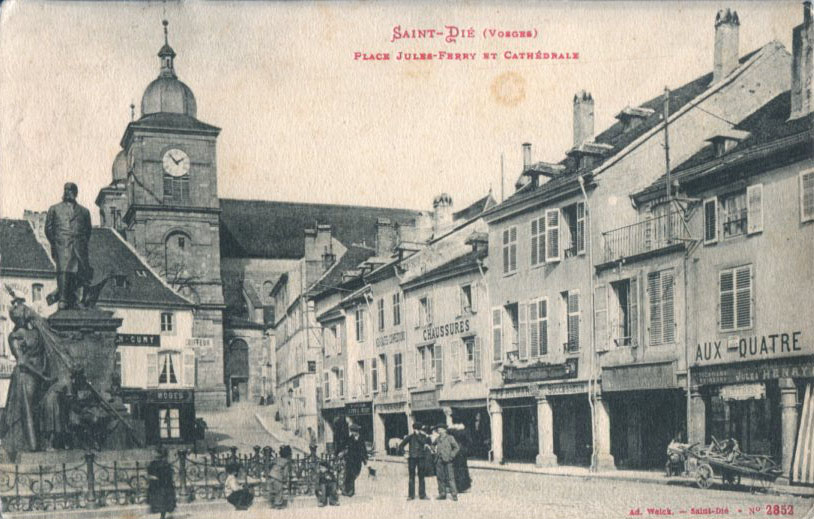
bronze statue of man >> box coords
[45,182,92,309]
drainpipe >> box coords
[578,175,598,473]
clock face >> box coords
[162,148,191,177]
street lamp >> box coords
[288,387,294,431]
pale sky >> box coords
[0,1,801,223]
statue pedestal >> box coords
[48,308,122,395]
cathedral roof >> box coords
[219,198,420,259]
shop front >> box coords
[445,400,490,460]
[375,401,410,455]
[121,388,196,445]
[410,388,445,430]
[692,355,814,481]
[345,401,374,444]
[602,360,684,469]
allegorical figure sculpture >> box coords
[0,299,55,452]
[45,182,92,310]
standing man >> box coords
[45,183,92,310]
[398,422,428,500]
[433,424,459,501]
[339,423,367,497]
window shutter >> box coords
[407,347,417,387]
[502,229,510,274]
[546,209,561,262]
[576,202,586,254]
[531,219,539,266]
[629,276,639,347]
[648,272,662,345]
[427,297,433,324]
[747,184,763,234]
[471,284,478,313]
[736,266,752,329]
[492,307,503,362]
[801,171,814,222]
[435,344,443,384]
[473,337,482,379]
[183,350,195,387]
[146,352,158,388]
[594,285,608,350]
[450,341,459,380]
[662,271,675,344]
[567,293,580,351]
[510,227,517,272]
[539,299,548,355]
[703,197,718,244]
[518,302,528,360]
[529,300,539,357]
[720,270,735,332]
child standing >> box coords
[316,460,339,507]
[267,445,292,509]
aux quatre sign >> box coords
[694,331,804,365]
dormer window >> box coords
[114,274,129,288]
[615,106,655,133]
[706,129,751,158]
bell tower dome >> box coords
[140,20,197,117]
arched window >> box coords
[164,231,192,278]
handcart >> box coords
[666,437,783,492]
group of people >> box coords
[398,422,472,502]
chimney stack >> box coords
[713,8,740,83]
[522,143,532,169]
[573,91,594,148]
[790,1,814,119]
[432,193,454,236]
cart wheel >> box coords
[696,464,714,489]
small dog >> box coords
[367,466,377,479]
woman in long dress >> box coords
[449,423,472,492]
[147,447,176,519]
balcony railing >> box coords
[601,210,690,264]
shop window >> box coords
[392,292,401,326]
[394,353,403,390]
[801,170,814,222]
[611,278,638,347]
[460,284,474,315]
[720,265,752,332]
[158,351,180,386]
[647,269,675,345]
[377,298,385,331]
[419,296,433,326]
[502,226,517,275]
[530,215,546,267]
[355,306,366,342]
[562,291,580,353]
[31,283,43,302]
[160,312,174,334]
[561,202,585,258]
[529,298,548,357]
[159,408,181,439]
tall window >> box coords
[720,265,752,332]
[160,312,174,333]
[163,173,190,204]
[648,269,675,345]
[159,408,181,439]
[355,307,365,342]
[357,360,366,395]
[721,191,747,238]
[611,278,638,347]
[377,298,385,331]
[418,345,436,384]
[394,353,403,390]
[530,215,546,266]
[502,226,518,274]
[562,202,585,258]
[158,351,180,385]
[529,298,548,357]
[419,296,433,326]
[705,185,764,243]
[562,291,580,352]
[460,284,474,314]
[392,293,401,326]
[463,337,482,379]
[31,283,43,302]
[545,209,561,262]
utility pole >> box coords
[664,87,672,202]
[500,153,505,203]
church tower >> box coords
[118,20,227,408]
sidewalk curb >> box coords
[373,456,814,499]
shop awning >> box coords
[792,383,814,485]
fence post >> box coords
[135,461,141,504]
[203,458,209,499]
[62,463,67,504]
[85,452,96,507]
[178,449,188,500]
[113,460,119,505]
[229,446,238,463]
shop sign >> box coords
[693,356,814,386]
[694,331,804,365]
[541,381,586,396]
[502,358,578,384]
[346,401,373,416]
[422,319,471,341]
[187,338,215,362]
[376,401,406,413]
[376,331,405,347]
[490,385,531,400]
[411,389,440,411]
[146,389,194,404]
[116,334,160,347]
[719,383,765,401]
[602,362,677,392]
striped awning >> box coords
[792,383,814,485]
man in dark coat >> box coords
[45,183,92,309]
[433,424,460,501]
[398,422,429,500]
[340,423,367,497]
